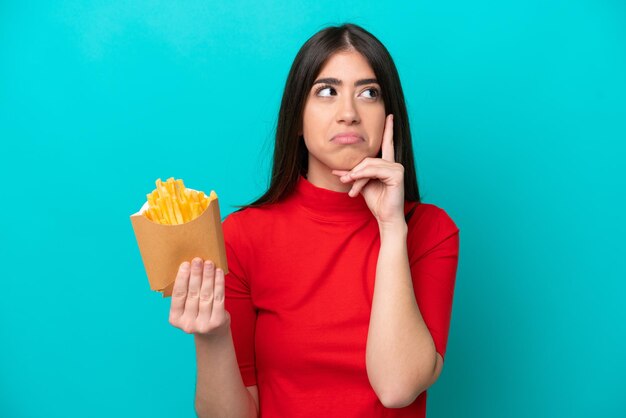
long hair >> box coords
[233,23,420,212]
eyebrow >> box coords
[312,77,379,87]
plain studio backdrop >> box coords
[1,1,624,417]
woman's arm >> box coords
[194,329,259,418]
[333,115,456,408]
[365,220,439,409]
[168,259,259,418]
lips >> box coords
[331,133,364,143]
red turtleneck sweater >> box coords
[221,175,460,418]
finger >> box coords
[342,159,389,182]
[170,261,191,320]
[183,257,203,319]
[332,169,353,182]
[381,114,394,162]
[197,260,216,323]
[349,178,369,197]
[211,268,227,323]
[349,157,372,173]
[340,157,376,183]
[349,165,397,185]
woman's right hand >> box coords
[169,257,231,337]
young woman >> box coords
[169,23,460,418]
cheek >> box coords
[303,108,327,134]
[368,112,386,149]
[370,141,383,159]
[302,133,327,156]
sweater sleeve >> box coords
[408,206,460,362]
[222,213,257,386]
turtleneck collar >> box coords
[291,174,374,222]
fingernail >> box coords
[193,259,201,267]
[181,262,190,270]
[205,261,214,269]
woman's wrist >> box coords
[193,320,232,345]
[378,218,408,238]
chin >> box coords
[343,154,369,169]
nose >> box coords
[336,96,360,125]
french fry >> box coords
[143,178,217,225]
[165,177,176,196]
[175,179,186,203]
[147,193,156,208]
[148,207,160,223]
[180,200,191,222]
[157,197,169,224]
[156,179,166,197]
[190,202,200,219]
[164,195,177,224]
[172,199,184,224]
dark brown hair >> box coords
[233,23,420,212]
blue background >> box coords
[1,1,625,417]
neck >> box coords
[291,174,373,222]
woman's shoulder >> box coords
[405,202,460,261]
[414,201,456,219]
[223,201,283,223]
[407,202,460,238]
[222,206,259,233]
[222,202,286,239]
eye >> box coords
[361,87,380,99]
[315,84,335,97]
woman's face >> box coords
[301,50,386,180]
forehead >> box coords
[316,50,375,78]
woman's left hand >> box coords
[332,114,405,227]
